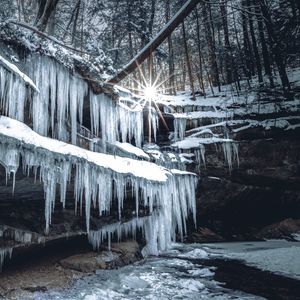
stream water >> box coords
[33,241,300,299]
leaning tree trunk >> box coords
[108,0,201,84]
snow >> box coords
[173,111,233,120]
[172,137,234,149]
[0,116,168,182]
[292,233,300,242]
[178,248,209,259]
[113,141,150,160]
[0,55,38,91]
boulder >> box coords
[60,241,142,273]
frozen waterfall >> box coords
[0,117,197,255]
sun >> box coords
[144,85,157,100]
[122,61,173,142]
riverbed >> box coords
[33,240,300,300]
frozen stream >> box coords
[33,242,300,300]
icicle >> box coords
[194,145,206,170]
[174,118,187,141]
[0,247,13,271]
[222,141,239,172]
[0,66,28,122]
[90,93,144,150]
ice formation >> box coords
[0,55,147,148]
[0,117,197,254]
[89,170,197,255]
[0,247,13,271]
[0,53,199,259]
[0,225,35,244]
[90,93,144,149]
[222,141,239,172]
[174,118,187,141]
[172,137,239,171]
[0,62,29,122]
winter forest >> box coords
[0,0,299,299]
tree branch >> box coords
[8,20,88,54]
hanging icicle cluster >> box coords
[0,117,197,255]
[90,93,144,149]
[0,54,147,147]
[89,170,197,255]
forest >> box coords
[1,0,299,97]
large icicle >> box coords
[28,55,88,143]
[0,248,13,271]
[222,141,239,172]
[174,118,187,141]
[90,93,144,149]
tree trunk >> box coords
[202,2,220,89]
[195,6,205,94]
[254,0,274,87]
[165,0,176,95]
[36,0,60,32]
[220,0,233,84]
[241,0,254,78]
[71,0,81,45]
[108,0,201,84]
[259,0,291,96]
[247,0,263,83]
[182,21,196,100]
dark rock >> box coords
[188,136,300,241]
[60,241,142,273]
[256,218,300,240]
[185,227,225,243]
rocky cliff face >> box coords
[193,134,300,241]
